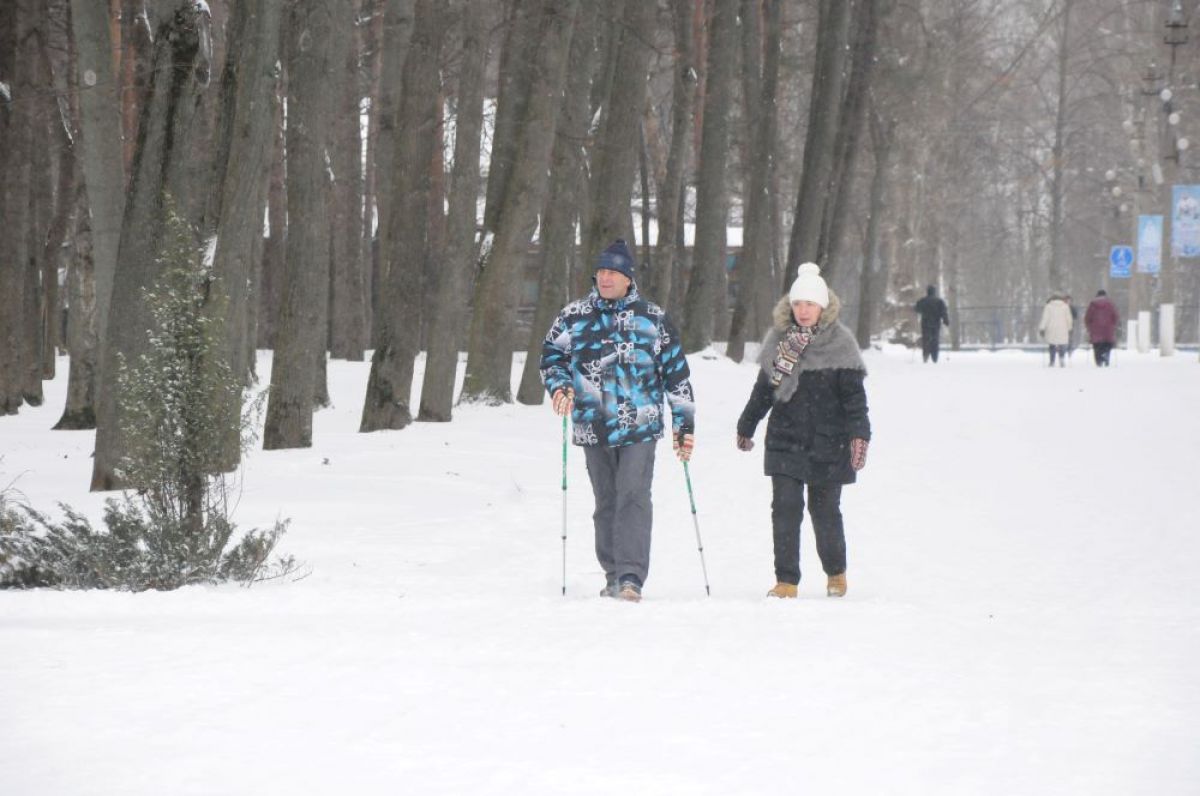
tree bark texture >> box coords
[371,0,416,345]
[329,0,368,362]
[680,0,737,353]
[783,0,851,290]
[649,0,697,316]
[91,2,213,490]
[207,0,282,384]
[360,0,446,431]
[515,1,598,406]
[817,0,881,284]
[460,0,578,405]
[258,87,287,349]
[483,0,541,237]
[578,0,655,295]
[69,0,127,359]
[55,181,100,429]
[263,0,335,450]
[727,0,781,363]
[0,0,31,414]
[418,0,491,422]
[855,109,895,349]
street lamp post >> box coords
[1128,87,1154,353]
[1157,1,1189,356]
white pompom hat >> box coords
[788,262,829,308]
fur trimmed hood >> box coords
[757,291,866,401]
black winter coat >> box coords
[737,293,871,485]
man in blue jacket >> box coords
[540,239,696,602]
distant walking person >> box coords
[1039,294,1073,367]
[914,285,950,363]
[1084,290,1119,367]
[540,239,697,602]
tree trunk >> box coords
[0,0,31,414]
[263,0,335,450]
[515,1,597,406]
[483,0,542,237]
[855,109,895,349]
[817,0,881,284]
[69,0,127,361]
[329,0,367,361]
[727,0,781,362]
[783,0,851,290]
[371,0,417,347]
[579,0,655,288]
[1047,0,1072,293]
[460,0,578,405]
[258,88,286,349]
[680,0,736,353]
[651,0,698,316]
[91,1,214,490]
[418,0,492,422]
[206,0,282,380]
[360,0,447,431]
[55,181,100,430]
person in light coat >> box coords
[1038,294,1074,367]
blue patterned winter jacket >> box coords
[540,286,696,448]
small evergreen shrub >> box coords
[0,201,297,590]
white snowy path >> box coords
[1,348,1197,795]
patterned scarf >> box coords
[770,324,817,387]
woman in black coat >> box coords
[736,263,871,598]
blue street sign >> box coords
[1110,245,1133,279]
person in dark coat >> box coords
[736,262,871,599]
[914,285,950,363]
[1084,289,1120,367]
[540,239,696,602]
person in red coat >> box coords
[1084,290,1120,367]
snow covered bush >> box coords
[0,201,295,590]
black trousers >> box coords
[1092,342,1114,366]
[770,475,846,585]
[920,328,941,362]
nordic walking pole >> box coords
[682,461,711,596]
[561,413,568,596]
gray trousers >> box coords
[582,441,656,586]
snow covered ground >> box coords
[2,345,1198,795]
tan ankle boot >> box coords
[767,582,798,598]
[827,573,847,597]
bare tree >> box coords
[329,0,368,362]
[360,0,447,431]
[263,0,335,450]
[369,0,416,345]
[205,0,283,381]
[92,1,213,490]
[515,1,598,405]
[680,0,737,353]
[649,0,698,316]
[579,0,657,282]
[0,0,31,414]
[460,0,578,405]
[855,103,895,348]
[418,0,492,422]
[55,181,100,429]
[783,0,851,290]
[727,0,782,362]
